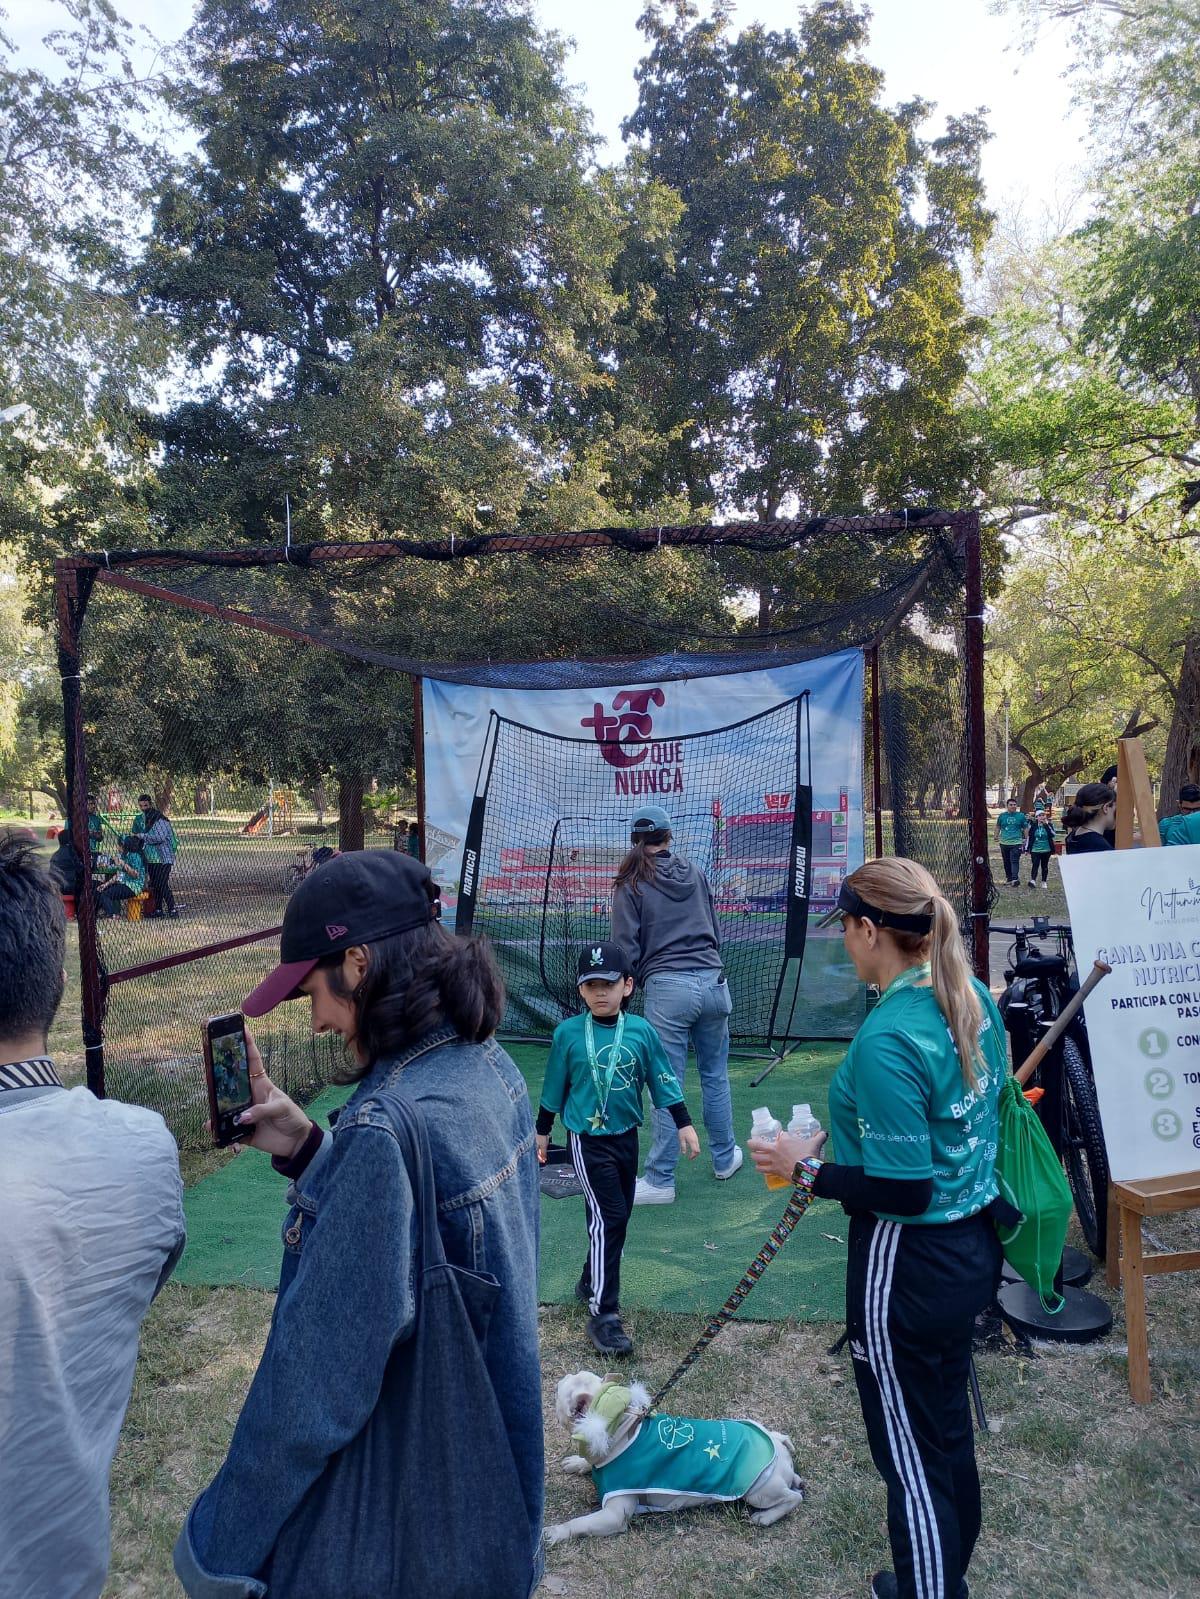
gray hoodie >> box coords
[611,852,723,984]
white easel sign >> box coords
[1060,845,1200,1182]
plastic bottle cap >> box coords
[793,1104,811,1120]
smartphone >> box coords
[203,1013,254,1147]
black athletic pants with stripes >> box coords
[846,1211,1002,1599]
[570,1128,638,1318]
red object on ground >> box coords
[47,826,61,839]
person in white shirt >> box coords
[0,837,185,1599]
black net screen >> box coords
[454,700,825,1040]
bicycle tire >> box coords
[1061,1034,1110,1260]
[283,865,305,898]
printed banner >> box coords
[1061,845,1200,1182]
[422,651,866,1038]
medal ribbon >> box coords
[584,1011,626,1128]
[873,961,932,1010]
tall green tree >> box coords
[607,0,993,625]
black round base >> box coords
[1001,1246,1093,1290]
[997,1280,1113,1344]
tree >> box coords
[986,0,1200,801]
[0,0,173,572]
[607,0,994,626]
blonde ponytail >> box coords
[844,858,983,1089]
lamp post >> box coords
[1002,695,1010,803]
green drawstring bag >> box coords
[992,1075,1074,1313]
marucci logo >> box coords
[461,848,478,897]
[793,844,808,896]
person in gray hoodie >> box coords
[611,805,740,1203]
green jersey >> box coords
[827,976,1005,1225]
[1028,818,1055,853]
[592,1414,776,1506]
[539,1011,683,1137]
[996,810,1027,845]
[1160,811,1200,847]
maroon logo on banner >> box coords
[580,687,666,770]
[580,686,685,795]
[764,792,791,811]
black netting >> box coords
[454,700,859,1042]
[58,513,984,1146]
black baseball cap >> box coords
[244,850,438,1016]
[576,940,633,985]
[816,877,933,934]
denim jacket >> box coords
[174,1028,544,1597]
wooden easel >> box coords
[1104,737,1200,1401]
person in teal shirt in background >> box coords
[1160,783,1200,846]
[994,798,1028,886]
[536,940,699,1358]
[1027,806,1056,888]
[96,838,147,917]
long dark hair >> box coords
[1064,783,1115,830]
[613,828,672,894]
[318,922,505,1080]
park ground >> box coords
[34,824,1200,1598]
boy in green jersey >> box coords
[536,941,699,1357]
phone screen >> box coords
[207,1015,252,1142]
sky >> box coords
[9,0,1087,223]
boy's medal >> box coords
[584,1011,626,1130]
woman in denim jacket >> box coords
[174,851,543,1598]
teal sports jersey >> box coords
[996,810,1027,845]
[1160,811,1200,846]
[827,977,1005,1225]
[592,1414,776,1507]
[539,1011,683,1136]
[1028,818,1055,853]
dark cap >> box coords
[576,940,633,984]
[244,850,438,1016]
[816,877,934,934]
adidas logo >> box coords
[850,1338,868,1362]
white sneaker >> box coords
[715,1146,744,1180]
[633,1176,675,1205]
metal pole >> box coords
[1003,698,1010,803]
[55,559,106,1097]
[412,674,427,863]
[962,514,990,983]
[268,775,274,839]
[869,645,884,858]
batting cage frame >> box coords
[55,511,989,1145]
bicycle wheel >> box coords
[1061,1034,1110,1260]
[283,864,304,898]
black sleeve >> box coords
[535,1106,556,1137]
[667,1102,693,1130]
[812,1161,933,1217]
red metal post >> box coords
[55,559,106,1096]
[869,645,884,859]
[962,514,991,982]
[412,674,427,863]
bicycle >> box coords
[283,843,340,897]
[993,919,1110,1260]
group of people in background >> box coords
[46,791,179,919]
[995,768,1200,888]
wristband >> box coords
[791,1156,823,1197]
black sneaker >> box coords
[870,1575,968,1599]
[587,1313,633,1357]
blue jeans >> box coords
[641,971,735,1184]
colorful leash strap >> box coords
[644,1182,816,1415]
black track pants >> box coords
[570,1128,638,1318]
[846,1212,1002,1599]
[999,843,1022,884]
[1029,851,1050,883]
[148,861,175,912]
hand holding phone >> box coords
[203,1013,255,1147]
[204,1019,314,1157]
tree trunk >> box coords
[338,774,365,852]
[194,781,211,815]
[1157,633,1200,817]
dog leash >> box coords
[628,1181,817,1424]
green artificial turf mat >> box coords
[178,1041,848,1321]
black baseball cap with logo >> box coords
[244,850,438,1016]
[576,940,633,985]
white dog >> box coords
[546,1370,805,1544]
